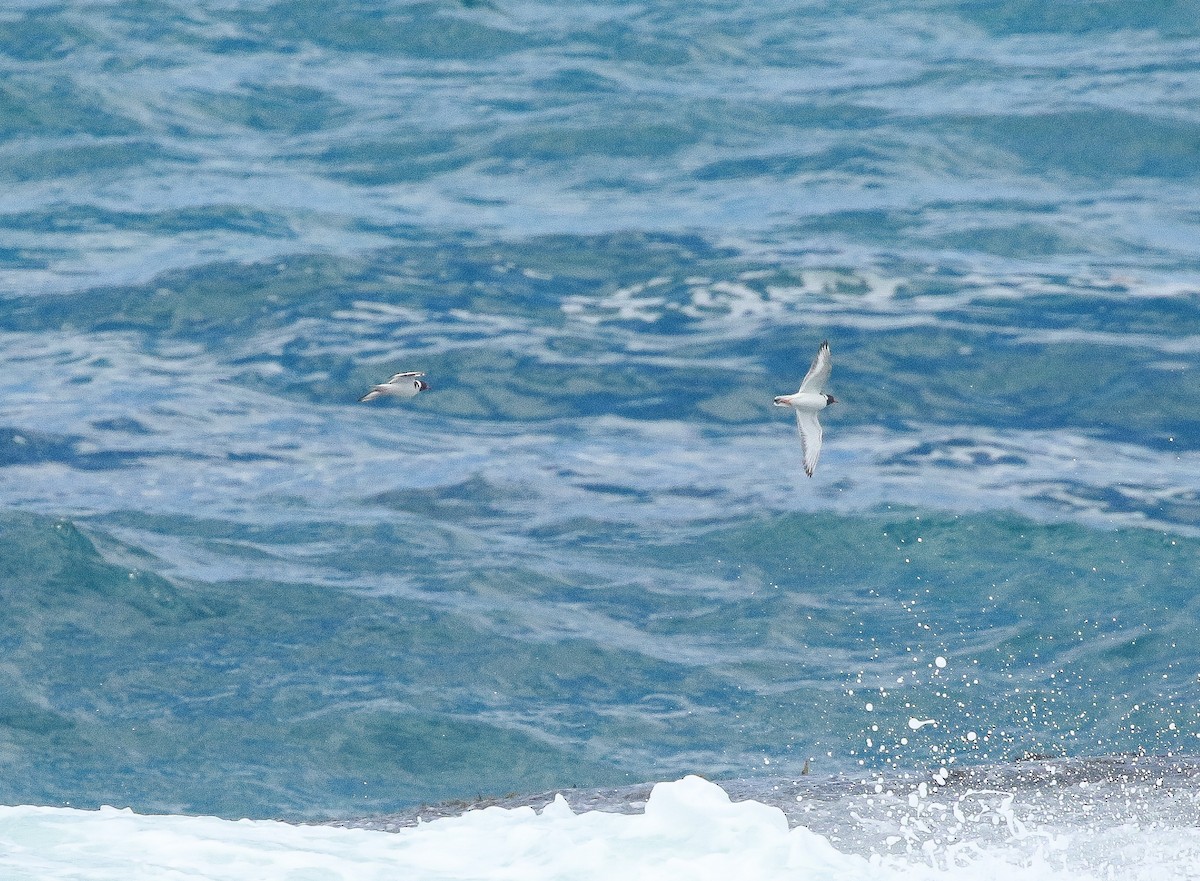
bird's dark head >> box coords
[417,380,430,392]
[825,394,838,405]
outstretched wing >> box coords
[794,410,824,478]
[360,371,425,402]
[797,340,831,394]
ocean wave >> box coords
[5,772,1200,880]
[4,0,1200,830]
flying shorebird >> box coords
[359,371,429,402]
[773,340,837,477]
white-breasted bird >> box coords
[773,340,837,477]
[359,371,429,402]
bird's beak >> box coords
[773,396,788,407]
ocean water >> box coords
[3,0,1200,875]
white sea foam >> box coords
[561,267,1200,345]
[3,776,1200,881]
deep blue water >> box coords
[2,0,1200,821]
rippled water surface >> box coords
[2,0,1199,826]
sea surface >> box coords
[3,0,1200,875]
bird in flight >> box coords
[359,371,429,402]
[773,341,837,477]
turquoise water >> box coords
[2,0,1199,822]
